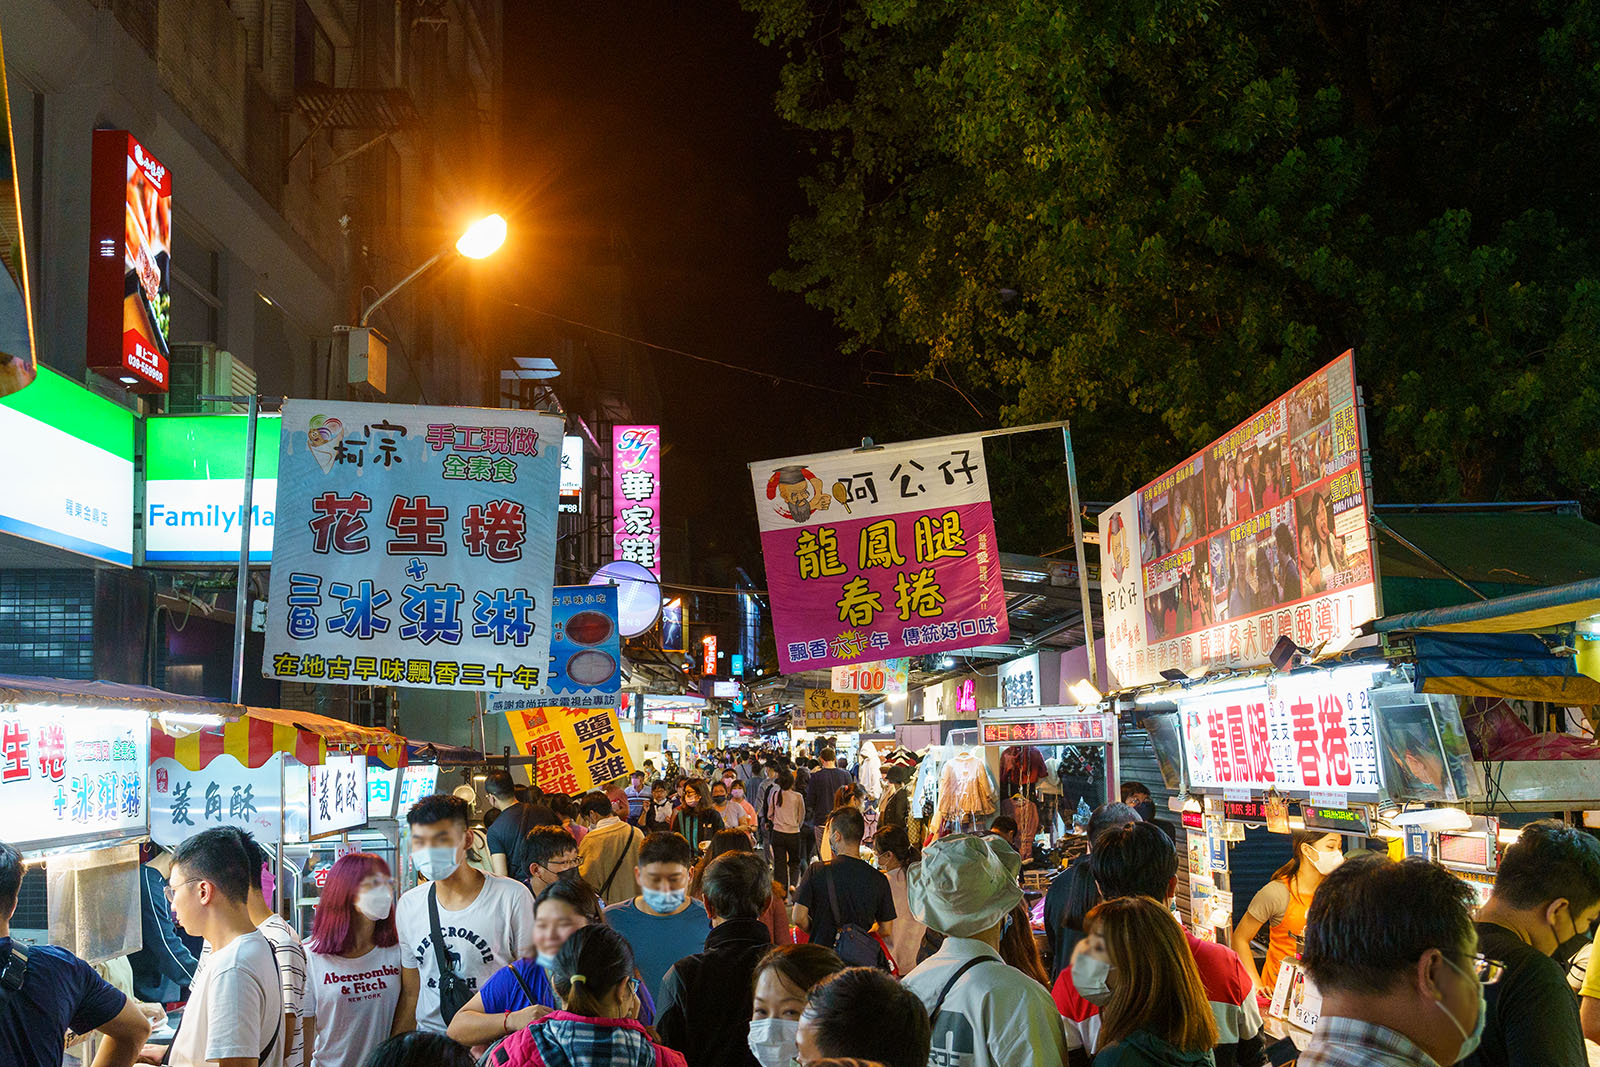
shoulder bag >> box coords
[599,826,639,898]
[823,862,889,970]
[428,884,475,1026]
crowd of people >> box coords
[7,742,1600,1067]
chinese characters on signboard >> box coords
[0,704,148,851]
[504,706,635,797]
[396,764,438,816]
[800,690,860,730]
[368,766,400,820]
[310,753,369,838]
[150,753,282,848]
[612,425,660,576]
[486,585,622,711]
[980,714,1107,745]
[1101,352,1379,687]
[1178,671,1381,799]
[263,400,564,692]
[87,130,171,392]
[751,434,1009,674]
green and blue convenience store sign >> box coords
[0,367,134,565]
[144,415,280,563]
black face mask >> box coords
[1553,910,1593,965]
[555,866,582,884]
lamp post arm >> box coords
[359,249,450,326]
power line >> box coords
[499,298,864,399]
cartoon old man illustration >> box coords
[765,465,830,523]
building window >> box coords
[170,224,221,344]
[294,1,334,88]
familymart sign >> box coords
[143,414,280,563]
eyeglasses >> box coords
[1465,954,1504,985]
[163,878,202,902]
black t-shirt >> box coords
[793,855,896,950]
[1464,921,1586,1067]
[0,940,126,1067]
[486,800,561,860]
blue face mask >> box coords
[535,952,559,971]
[642,887,687,913]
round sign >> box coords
[589,560,662,637]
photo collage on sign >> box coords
[1137,358,1374,649]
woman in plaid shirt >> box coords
[487,924,684,1067]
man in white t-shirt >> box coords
[167,828,285,1067]
[395,794,535,1032]
[197,835,310,1067]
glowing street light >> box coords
[455,213,507,259]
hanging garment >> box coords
[858,740,884,800]
[1012,794,1039,862]
[999,746,1048,795]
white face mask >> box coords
[1309,848,1344,876]
[1071,952,1114,1006]
[747,1017,799,1067]
[411,845,461,882]
[354,886,393,921]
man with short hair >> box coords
[1043,801,1141,980]
[903,834,1068,1067]
[1299,855,1489,1067]
[623,771,651,824]
[988,816,1020,852]
[0,839,150,1067]
[483,772,558,879]
[1464,819,1600,1067]
[195,832,310,1067]
[576,791,644,904]
[167,827,285,1067]
[797,966,931,1067]
[804,748,853,826]
[791,807,894,952]
[1053,821,1265,1067]
[511,826,580,896]
[395,794,535,1032]
[604,832,711,1004]
[656,851,775,1066]
[130,842,198,1006]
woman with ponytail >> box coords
[871,825,926,975]
[487,924,686,1067]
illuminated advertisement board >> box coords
[88,131,171,392]
[612,425,660,576]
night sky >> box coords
[500,4,883,580]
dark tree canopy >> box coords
[742,0,1600,517]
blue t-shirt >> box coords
[477,957,656,1025]
[604,899,710,1005]
[0,940,126,1067]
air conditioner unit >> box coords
[167,343,257,413]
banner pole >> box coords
[233,394,259,704]
[1062,425,1099,692]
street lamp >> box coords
[345,213,507,391]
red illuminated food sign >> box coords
[87,131,171,392]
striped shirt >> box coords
[1298,1016,1443,1067]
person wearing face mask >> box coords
[901,834,1069,1067]
[1463,819,1600,1067]
[673,779,724,852]
[1054,822,1264,1067]
[486,924,686,1067]
[395,795,536,1032]
[1298,855,1494,1067]
[603,832,711,1004]
[1231,830,1343,995]
[656,852,776,1066]
[1070,895,1219,1067]
[304,853,413,1067]
[644,782,677,833]
[450,879,645,1049]
[748,945,848,1067]
[509,827,582,897]
[712,781,757,838]
[792,807,894,960]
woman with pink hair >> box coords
[304,853,417,1067]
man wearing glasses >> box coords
[165,827,285,1067]
[1299,855,1498,1067]
[515,827,582,896]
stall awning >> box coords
[1414,632,1600,703]
[152,706,407,771]
[0,674,242,719]
[1369,577,1600,635]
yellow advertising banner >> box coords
[801,689,860,730]
[503,705,635,796]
